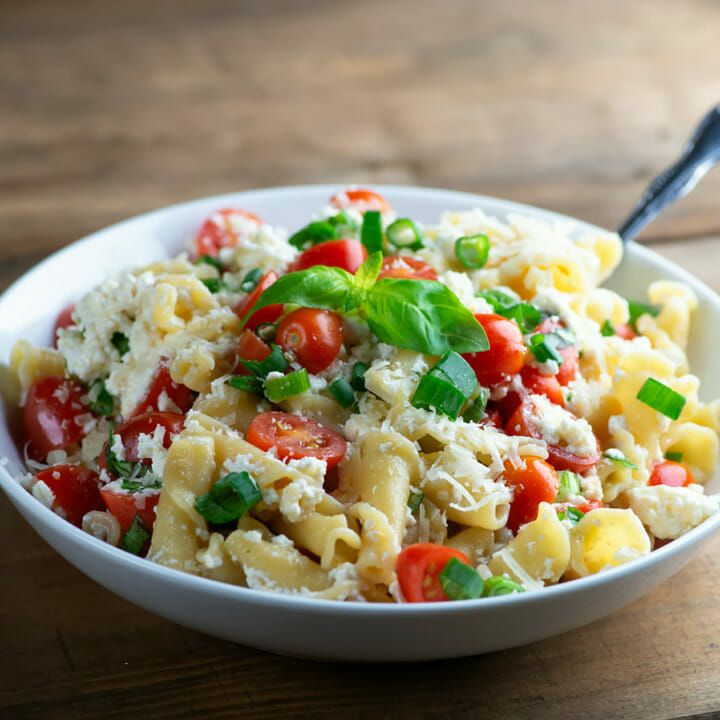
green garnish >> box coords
[438,557,484,600]
[461,386,490,423]
[360,210,384,255]
[665,451,684,462]
[603,451,638,470]
[636,378,686,420]
[350,362,368,392]
[111,332,130,357]
[555,470,581,502]
[627,300,660,332]
[557,507,585,526]
[289,221,337,250]
[263,369,311,403]
[476,289,543,334]
[104,422,149,481]
[407,490,424,514]
[120,513,151,555]
[240,344,289,379]
[194,254,224,273]
[600,319,616,337]
[454,234,489,269]
[528,333,564,365]
[240,268,264,293]
[88,379,115,417]
[200,278,225,294]
[226,375,264,394]
[329,378,355,408]
[194,471,262,524]
[386,218,423,250]
[411,351,478,420]
[482,576,525,597]
[120,477,162,493]
[327,210,359,236]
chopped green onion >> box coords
[194,471,262,524]
[328,210,359,236]
[665,451,684,462]
[482,576,525,597]
[240,344,289,379]
[438,557,484,600]
[476,288,517,310]
[289,221,336,250]
[240,268,264,293]
[263,369,311,403]
[627,300,660,332]
[411,352,478,420]
[255,322,278,343]
[329,378,355,408]
[603,450,638,470]
[201,278,225,294]
[600,319,616,337]
[111,331,130,357]
[636,378,686,420]
[528,333,564,365]
[360,210,383,255]
[454,234,489,269]
[386,218,423,250]
[557,507,585,526]
[121,513,151,555]
[226,375,264,394]
[194,254,224,273]
[350,362,368,392]
[407,490,424,514]
[88,379,114,417]
[431,351,477,399]
[462,386,490,423]
[555,470,581,502]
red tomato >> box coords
[287,239,368,275]
[477,409,504,430]
[649,460,695,488]
[100,487,159,532]
[555,499,604,517]
[556,346,578,386]
[193,208,263,259]
[53,304,76,347]
[377,256,438,280]
[34,465,104,527]
[329,188,391,214]
[395,543,472,603]
[463,314,525,387]
[276,308,343,374]
[505,401,600,474]
[24,376,91,460]
[235,328,272,375]
[501,457,559,533]
[235,271,284,331]
[614,323,638,340]
[247,411,347,469]
[131,361,194,417]
[521,366,565,407]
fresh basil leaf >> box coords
[627,300,660,332]
[121,513,151,555]
[121,477,162,493]
[194,471,262,524]
[600,319,616,337]
[289,221,337,250]
[111,332,130,357]
[240,344,289,379]
[353,252,383,294]
[476,289,542,333]
[194,255,224,273]
[364,279,489,355]
[361,210,383,255]
[88,379,115,417]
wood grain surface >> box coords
[1,1,720,718]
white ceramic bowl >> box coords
[1,185,719,662]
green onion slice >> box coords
[350,362,368,392]
[600,319,616,337]
[528,333,564,365]
[226,375,264,394]
[329,378,355,408]
[455,234,489,269]
[194,254,224,273]
[627,300,660,332]
[88,379,115,417]
[240,344,289,379]
[431,351,477,398]
[386,218,423,249]
[462,386,490,423]
[361,210,384,255]
[194,471,262,525]
[438,557,484,600]
[328,210,359,235]
[263,369,310,403]
[111,331,130,357]
[603,450,638,470]
[240,268,264,293]
[555,470,581,502]
[121,513,151,555]
[411,352,478,420]
[557,507,585,526]
[289,221,337,250]
[482,576,525,597]
[665,450,684,462]
[407,490,424,514]
[636,378,686,420]
[201,278,225,294]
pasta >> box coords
[8,187,720,604]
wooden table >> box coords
[2,1,719,717]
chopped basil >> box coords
[201,277,226,294]
[263,369,311,403]
[240,344,289,379]
[88,379,115,417]
[329,378,355,408]
[603,450,638,470]
[240,268,264,293]
[600,319,616,337]
[350,362,368,392]
[120,477,161,493]
[194,254,224,273]
[665,451,684,462]
[557,507,585,526]
[627,300,660,332]
[111,331,130,357]
[407,490,424,514]
[120,513,151,555]
[360,210,384,255]
[226,375,264,394]
[104,423,149,481]
[194,471,262,524]
[636,378,686,420]
[482,576,525,597]
[555,470,581,502]
[438,557,484,600]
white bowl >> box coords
[1,185,719,661]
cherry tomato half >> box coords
[24,376,91,460]
[131,361,194,417]
[463,314,525,387]
[53,304,76,347]
[649,460,695,488]
[235,328,272,375]
[235,270,284,331]
[287,239,368,275]
[377,256,438,280]
[329,188,391,214]
[395,543,473,603]
[100,487,160,532]
[522,366,565,407]
[276,308,343,374]
[614,323,638,340]
[556,346,578,386]
[505,401,600,474]
[501,456,559,533]
[34,465,104,527]
[193,208,263,259]
[247,411,347,469]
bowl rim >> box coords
[1,183,719,618]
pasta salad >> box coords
[9,187,720,603]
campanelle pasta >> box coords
[9,188,720,603]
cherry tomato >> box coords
[193,208,263,259]
[463,314,525,387]
[649,460,695,488]
[34,465,104,527]
[131,361,194,417]
[555,498,604,517]
[53,304,76,347]
[477,409,504,430]
[614,323,638,340]
[247,411,347,469]
[276,308,343,374]
[501,457,559,533]
[100,487,159,532]
[235,270,284,331]
[24,376,91,460]
[329,188,391,214]
[377,256,438,281]
[235,328,272,375]
[522,366,565,406]
[505,401,600,474]
[395,543,472,602]
[556,346,578,386]
[287,239,368,275]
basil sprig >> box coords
[121,513,151,555]
[241,254,489,356]
[105,423,150,481]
